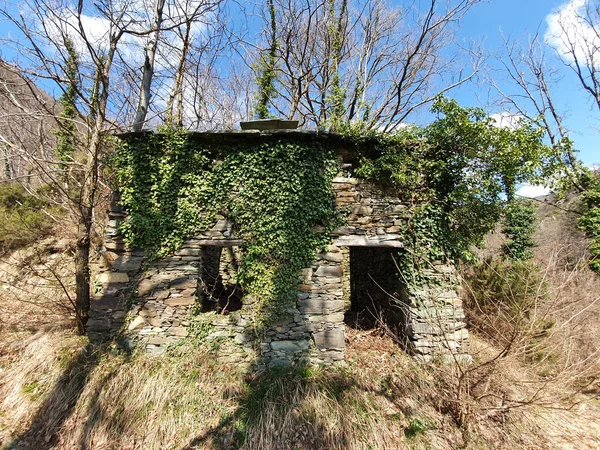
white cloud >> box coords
[545,0,600,65]
[516,184,552,198]
[490,112,522,130]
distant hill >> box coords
[0,59,59,184]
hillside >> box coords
[0,59,59,184]
[0,195,599,449]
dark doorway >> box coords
[345,247,408,334]
[198,246,243,313]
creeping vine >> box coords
[114,128,340,321]
[113,97,561,319]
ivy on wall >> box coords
[113,97,561,316]
[347,97,557,285]
[114,128,340,320]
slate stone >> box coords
[270,340,310,353]
[87,319,111,332]
[164,297,196,307]
[128,316,146,330]
[169,278,197,289]
[314,265,343,277]
[312,328,345,350]
[97,272,129,284]
[91,296,121,311]
[111,256,143,272]
[137,279,157,297]
[168,326,188,337]
[297,299,344,314]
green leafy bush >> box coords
[0,182,57,253]
[463,258,550,345]
[579,180,600,272]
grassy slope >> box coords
[1,197,600,449]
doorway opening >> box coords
[345,247,409,336]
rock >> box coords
[180,288,196,296]
[139,306,157,318]
[104,241,126,251]
[87,319,111,332]
[306,313,345,323]
[128,316,146,330]
[234,333,252,344]
[90,296,121,311]
[147,336,171,346]
[156,290,170,300]
[137,280,156,297]
[320,252,343,263]
[170,278,197,289]
[148,317,164,327]
[164,297,196,307]
[111,256,143,272]
[165,265,198,272]
[97,272,129,284]
[298,299,344,314]
[270,340,310,353]
[146,346,166,355]
[102,251,119,263]
[168,326,188,337]
[211,219,229,231]
[315,265,343,278]
[175,248,201,256]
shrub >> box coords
[463,258,550,348]
[502,199,537,260]
[0,182,57,253]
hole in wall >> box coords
[198,246,243,314]
[344,247,409,337]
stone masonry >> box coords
[90,131,469,366]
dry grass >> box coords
[533,197,600,388]
[2,322,600,449]
[0,237,76,347]
[1,194,600,449]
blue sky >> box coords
[1,0,597,170]
[453,0,599,167]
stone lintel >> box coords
[333,235,404,248]
[186,239,244,247]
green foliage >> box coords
[502,199,537,261]
[54,38,79,165]
[114,127,339,321]
[579,177,600,272]
[254,0,278,120]
[404,417,436,439]
[349,96,555,284]
[465,258,548,317]
[0,182,57,253]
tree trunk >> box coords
[132,0,166,131]
[74,221,91,334]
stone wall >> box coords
[92,164,469,365]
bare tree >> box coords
[0,0,144,333]
[132,0,167,131]
[492,1,600,190]
[252,0,481,130]
[493,34,586,191]
[162,0,227,127]
[547,0,600,113]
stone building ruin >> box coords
[90,129,469,367]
